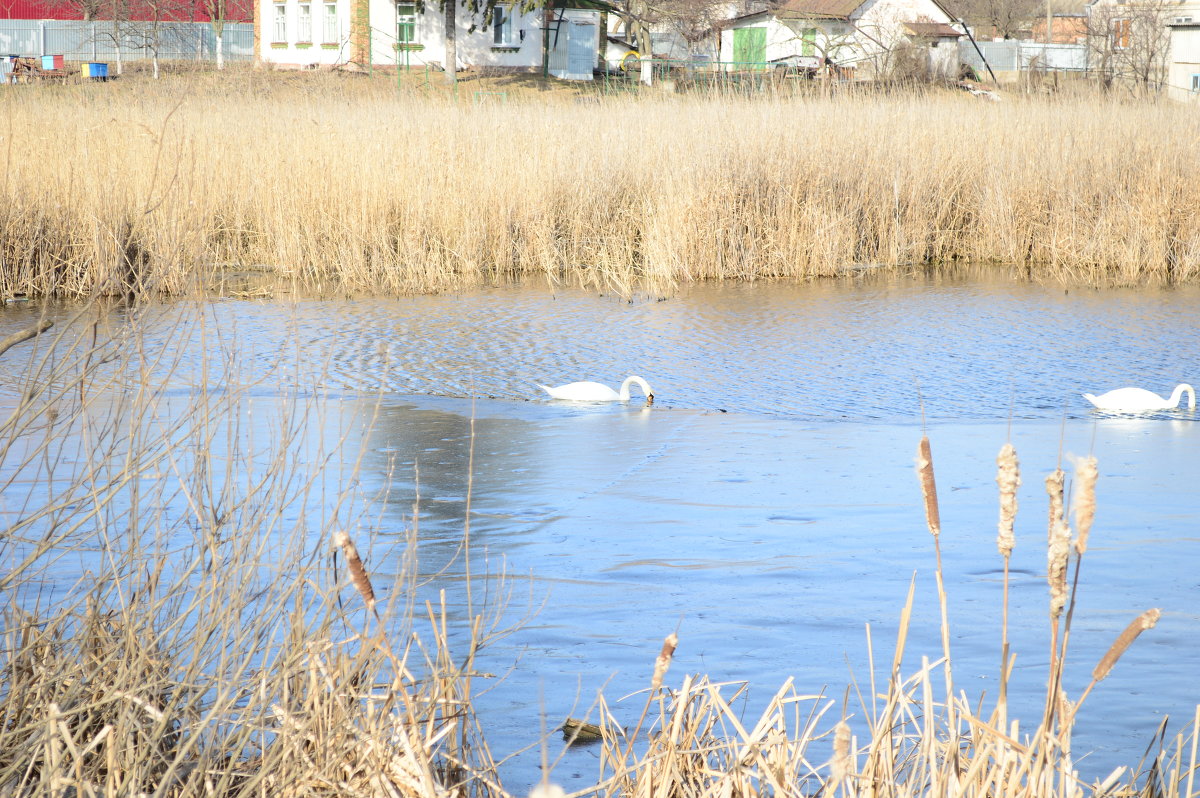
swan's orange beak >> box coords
[645,393,655,406]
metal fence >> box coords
[961,40,1088,74]
[0,19,254,62]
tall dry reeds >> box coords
[0,304,517,797]
[2,73,1199,299]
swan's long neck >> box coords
[1173,383,1197,409]
[619,376,652,401]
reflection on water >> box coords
[5,275,1199,421]
[2,275,1199,793]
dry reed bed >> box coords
[1,77,1199,298]
[2,311,1199,797]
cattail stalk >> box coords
[1072,456,1098,556]
[916,436,940,538]
[1074,609,1161,714]
[334,531,377,612]
[1045,470,1070,621]
[916,436,953,715]
[830,720,853,795]
[651,632,678,692]
[996,443,1019,559]
[995,443,1019,728]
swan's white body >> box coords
[1082,383,1196,412]
[540,376,654,402]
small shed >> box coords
[718,0,962,79]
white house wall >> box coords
[850,0,955,73]
[719,17,858,67]
[261,0,594,73]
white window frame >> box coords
[323,0,338,43]
[492,4,518,47]
[273,2,287,43]
[297,1,312,42]
[397,2,417,43]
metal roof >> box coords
[904,21,963,36]
[771,0,863,20]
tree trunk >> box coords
[216,30,224,68]
[445,0,457,85]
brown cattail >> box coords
[1072,456,1098,555]
[1045,469,1070,620]
[650,632,678,692]
[830,720,852,790]
[916,436,941,537]
[1092,609,1160,682]
[996,443,1020,558]
[334,531,376,611]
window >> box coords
[297,2,312,42]
[1111,17,1130,48]
[323,1,338,42]
[273,1,287,42]
[492,4,517,47]
[397,2,416,43]
[1192,73,1200,93]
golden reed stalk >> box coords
[5,80,1200,299]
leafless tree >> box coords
[947,0,1041,39]
[653,0,726,57]
[200,0,231,68]
[1085,0,1170,93]
[43,0,107,20]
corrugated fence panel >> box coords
[0,20,252,61]
[960,39,1088,74]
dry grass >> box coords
[1,69,1199,299]
[2,308,1198,798]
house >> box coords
[0,0,252,21]
[1082,0,1194,88]
[255,0,604,78]
[1167,13,1200,101]
[1029,13,1087,44]
[717,0,962,80]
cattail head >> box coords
[529,784,566,798]
[650,632,678,692]
[996,443,1020,559]
[916,436,941,538]
[1093,608,1160,682]
[1045,469,1070,620]
[830,720,852,790]
[333,531,377,611]
[1072,456,1098,556]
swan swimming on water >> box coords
[1081,383,1196,412]
[540,376,654,403]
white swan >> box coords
[1082,383,1196,412]
[540,375,654,403]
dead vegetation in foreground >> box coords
[2,73,1200,300]
[0,313,1198,798]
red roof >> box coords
[0,0,252,21]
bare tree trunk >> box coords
[445,0,457,85]
[216,31,224,68]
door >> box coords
[567,22,595,79]
[733,27,766,68]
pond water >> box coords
[2,273,1199,792]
